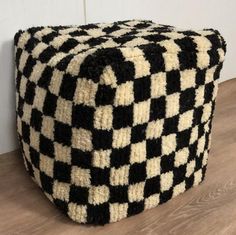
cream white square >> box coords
[146,157,161,178]
[175,148,189,167]
[133,100,150,125]
[92,150,111,169]
[40,154,54,177]
[74,78,98,106]
[55,97,72,125]
[72,128,92,151]
[68,203,87,223]
[162,134,176,155]
[112,127,131,148]
[128,182,145,202]
[145,194,160,209]
[180,69,196,90]
[146,119,164,140]
[53,181,70,201]
[110,165,129,186]
[166,93,180,118]
[130,141,146,164]
[114,81,134,106]
[160,172,173,192]
[178,110,193,131]
[54,143,71,164]
[71,166,91,187]
[94,105,113,130]
[110,203,128,223]
[89,185,110,205]
[151,73,166,98]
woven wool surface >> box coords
[15,20,226,225]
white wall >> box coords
[86,0,235,82]
[0,0,235,154]
[0,0,85,154]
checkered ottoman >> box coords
[15,20,226,225]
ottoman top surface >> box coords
[15,19,226,79]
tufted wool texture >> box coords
[15,20,226,225]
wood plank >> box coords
[0,79,236,235]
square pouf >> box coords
[15,20,226,225]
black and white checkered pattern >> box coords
[15,20,226,224]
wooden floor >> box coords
[1,79,236,235]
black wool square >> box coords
[90,167,110,186]
[142,44,166,73]
[71,148,92,168]
[128,201,145,216]
[113,105,133,129]
[112,61,135,84]
[25,37,40,53]
[131,124,147,143]
[144,176,160,198]
[54,161,71,183]
[173,165,187,186]
[29,147,40,169]
[24,81,36,105]
[72,104,94,130]
[185,174,194,190]
[92,129,112,150]
[196,69,206,85]
[15,48,22,68]
[150,96,166,121]
[166,70,181,94]
[208,50,220,67]
[69,185,89,204]
[110,185,129,203]
[22,121,30,144]
[146,138,162,158]
[41,31,58,44]
[60,38,79,53]
[17,96,24,118]
[23,55,36,78]
[40,172,53,194]
[87,203,110,225]
[56,55,74,71]
[176,129,191,150]
[195,154,203,171]
[202,166,207,180]
[16,71,22,91]
[178,51,197,70]
[134,76,151,102]
[129,163,147,184]
[159,189,173,204]
[95,85,115,106]
[38,46,57,63]
[54,199,68,214]
[38,66,53,89]
[54,121,72,146]
[30,108,42,132]
[198,123,205,139]
[175,38,197,70]
[192,106,203,126]
[162,115,179,136]
[204,82,214,104]
[39,134,54,158]
[43,92,57,117]
[59,74,77,101]
[175,37,197,52]
[110,146,131,167]
[161,153,175,173]
[179,88,196,113]
[189,143,197,161]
